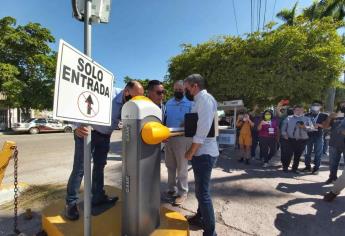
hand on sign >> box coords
[75,126,89,138]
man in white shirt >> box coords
[184,74,218,236]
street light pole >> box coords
[83,1,92,236]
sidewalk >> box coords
[0,148,344,235]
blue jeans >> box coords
[304,135,323,170]
[191,154,218,236]
[329,146,345,180]
[66,130,110,205]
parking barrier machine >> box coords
[121,96,162,236]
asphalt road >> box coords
[0,132,344,236]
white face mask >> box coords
[311,106,321,112]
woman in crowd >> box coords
[236,112,254,164]
[258,110,279,167]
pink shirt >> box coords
[258,118,278,138]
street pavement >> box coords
[0,131,344,236]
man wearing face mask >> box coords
[281,105,312,173]
[303,101,329,174]
[64,80,144,221]
[183,74,218,236]
[323,100,345,184]
[163,80,193,205]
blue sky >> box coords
[1,0,311,88]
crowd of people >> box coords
[62,73,345,236]
[234,100,345,202]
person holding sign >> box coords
[64,81,144,221]
[258,110,279,168]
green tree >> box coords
[276,2,299,25]
[167,18,345,108]
[0,16,56,113]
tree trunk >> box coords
[325,87,336,112]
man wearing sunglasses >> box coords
[147,80,165,108]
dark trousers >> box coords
[251,132,260,158]
[329,146,345,180]
[283,138,308,170]
[191,154,218,236]
[259,137,276,163]
[280,138,289,169]
[66,130,110,205]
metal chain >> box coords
[11,146,20,235]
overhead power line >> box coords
[272,0,277,21]
[263,0,267,30]
[232,0,239,35]
[257,0,262,32]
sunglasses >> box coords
[156,90,165,95]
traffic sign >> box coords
[53,39,114,126]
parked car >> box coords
[12,118,74,134]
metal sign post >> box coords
[83,1,92,236]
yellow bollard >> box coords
[0,141,17,187]
[141,122,184,145]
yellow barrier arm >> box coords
[0,141,17,187]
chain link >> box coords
[11,146,20,235]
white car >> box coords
[12,118,73,134]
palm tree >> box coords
[321,0,345,20]
[276,2,298,25]
[303,1,324,21]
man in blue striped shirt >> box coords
[164,80,192,205]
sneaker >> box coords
[282,168,289,173]
[312,169,319,175]
[238,158,244,163]
[173,195,187,206]
[245,159,250,165]
[302,167,312,172]
[263,163,268,168]
[186,214,203,228]
[323,191,338,202]
[291,169,300,174]
[65,204,79,221]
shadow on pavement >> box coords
[275,197,345,236]
[276,182,332,196]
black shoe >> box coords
[282,168,289,173]
[186,214,203,228]
[65,204,79,221]
[302,167,312,172]
[324,191,338,202]
[291,169,300,174]
[312,168,319,175]
[245,159,250,165]
[325,177,337,185]
[92,195,119,207]
[238,158,244,163]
